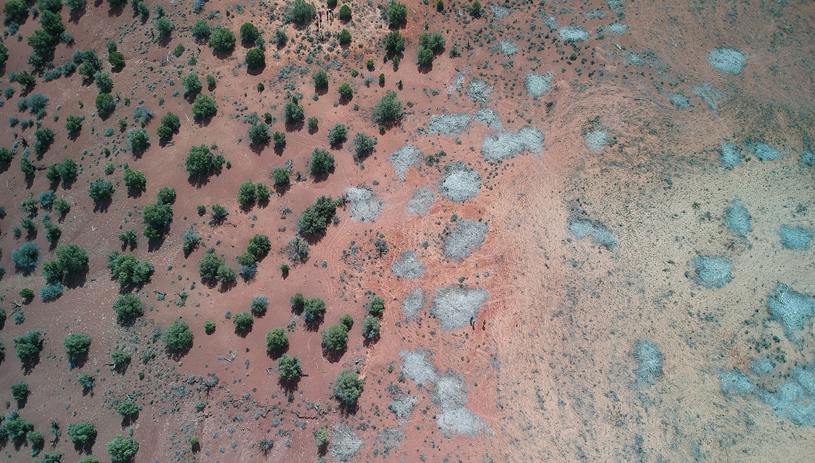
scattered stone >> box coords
[346,185,382,222]
[558,26,589,42]
[443,220,488,261]
[524,73,553,98]
[431,285,489,332]
[569,217,617,249]
[440,162,482,203]
[389,144,423,180]
[407,188,436,216]
[585,130,612,152]
[709,48,746,74]
[725,197,752,236]
[391,251,426,281]
[481,127,544,162]
[720,142,743,170]
[693,256,733,289]
[466,79,493,103]
[779,225,813,250]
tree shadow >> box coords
[285,120,304,132]
[212,49,234,60]
[234,326,252,338]
[63,269,88,290]
[278,376,301,393]
[92,197,112,213]
[274,183,290,196]
[15,396,28,409]
[362,336,379,348]
[418,63,434,74]
[69,6,87,23]
[310,166,335,183]
[165,345,192,361]
[218,280,237,293]
[73,435,96,454]
[249,142,267,155]
[120,412,139,427]
[266,344,289,361]
[323,347,346,363]
[126,187,145,198]
[21,354,41,375]
[247,65,265,76]
[147,235,167,252]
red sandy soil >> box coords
[1,0,815,462]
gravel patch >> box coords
[432,371,487,437]
[586,9,606,19]
[709,47,746,74]
[625,53,646,66]
[489,4,511,19]
[524,73,553,97]
[402,286,425,320]
[780,225,813,250]
[407,187,436,216]
[499,40,517,56]
[767,284,815,344]
[693,256,733,289]
[400,350,436,386]
[569,217,617,249]
[545,16,558,30]
[426,113,473,136]
[667,92,690,109]
[481,127,545,162]
[585,130,611,152]
[388,395,418,419]
[760,377,815,426]
[389,144,423,180]
[431,285,489,332]
[725,197,752,236]
[391,251,426,281]
[440,162,482,203]
[751,142,782,162]
[720,142,742,170]
[751,356,775,376]
[330,424,365,462]
[608,23,628,34]
[720,368,754,395]
[466,79,493,103]
[634,339,664,386]
[448,70,466,94]
[346,185,382,222]
[443,220,488,261]
[559,26,589,42]
[801,150,815,167]
[376,428,403,457]
[436,408,487,438]
[473,108,502,130]
[694,83,726,111]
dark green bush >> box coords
[107,251,154,287]
[154,17,174,38]
[303,297,326,322]
[338,4,351,20]
[63,333,92,360]
[12,242,40,274]
[417,48,433,66]
[373,90,403,123]
[383,31,405,55]
[89,178,114,202]
[162,319,193,351]
[65,115,85,134]
[368,295,385,315]
[353,132,376,160]
[247,234,271,258]
[240,23,260,43]
[419,32,445,52]
[387,2,407,27]
[108,51,125,68]
[272,131,286,148]
[192,94,217,119]
[298,195,342,234]
[321,323,349,350]
[209,27,236,52]
[198,251,223,279]
[245,48,265,70]
[328,123,347,145]
[339,29,351,45]
[192,20,211,39]
[334,369,363,406]
[112,294,143,324]
[266,328,288,351]
[233,312,253,331]
[107,434,139,461]
[14,331,43,362]
[273,168,289,186]
[95,92,116,118]
[283,101,304,123]
[181,72,202,95]
[123,169,147,190]
[362,315,381,338]
[313,69,328,89]
[310,149,335,175]
[157,187,176,205]
[285,0,316,24]
[277,354,302,380]
[128,128,150,152]
[248,122,270,145]
[142,202,172,238]
[238,181,256,205]
[185,144,223,176]
[338,82,353,99]
[67,422,97,445]
[10,382,29,401]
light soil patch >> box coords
[330,424,365,462]
[481,127,545,162]
[407,188,436,216]
[431,285,489,331]
[466,79,494,103]
[402,286,426,320]
[391,251,426,281]
[443,220,488,261]
[426,112,474,136]
[389,144,423,180]
[568,217,618,249]
[440,162,482,203]
[346,185,382,222]
[558,26,589,42]
[709,47,746,74]
[525,73,554,97]
[400,350,436,386]
[585,130,612,152]
[693,256,733,289]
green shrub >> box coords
[328,123,347,145]
[338,82,353,99]
[65,115,85,134]
[0,148,13,165]
[95,71,114,93]
[470,1,481,16]
[162,319,193,351]
[245,48,265,70]
[192,94,217,119]
[76,373,94,389]
[107,434,139,462]
[118,229,137,247]
[353,132,376,160]
[204,321,216,333]
[250,296,268,315]
[248,122,270,145]
[54,198,70,217]
[19,288,34,301]
[273,168,290,186]
[240,23,259,43]
[1,411,33,439]
[20,158,36,177]
[206,74,216,88]
[313,69,328,89]
[387,2,407,27]
[310,149,335,175]
[185,144,223,176]
[308,116,319,130]
[321,323,349,350]
[33,128,56,155]
[67,422,97,445]
[266,328,288,351]
[247,234,271,258]
[142,202,172,238]
[123,169,147,190]
[112,294,143,324]
[373,90,403,123]
[362,315,381,338]
[298,195,342,234]
[173,44,185,57]
[154,17,174,38]
[63,333,92,360]
[210,204,228,221]
[366,59,374,71]
[198,251,223,279]
[27,429,44,449]
[3,1,29,22]
[14,331,43,362]
[217,265,237,283]
[315,426,328,447]
[233,312,254,331]
[283,101,304,123]
[368,295,385,315]
[128,128,150,152]
[272,131,286,148]
[303,297,326,322]
[95,92,116,118]
[192,20,211,39]
[209,27,235,51]
[89,178,114,201]
[291,293,306,311]
[274,28,287,45]
[108,51,125,68]
[340,314,354,329]
[417,48,433,66]
[155,127,171,144]
[277,354,302,380]
[157,187,176,205]
[12,242,40,274]
[285,0,316,24]
[107,250,154,287]
[383,31,405,55]
[334,369,363,406]
[338,4,351,20]
[238,181,256,205]
[339,29,351,45]
[111,351,131,366]
[161,112,180,131]
[181,72,202,95]
[182,226,200,255]
[419,32,445,52]
[10,382,29,401]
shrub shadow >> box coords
[92,198,112,213]
[322,347,346,363]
